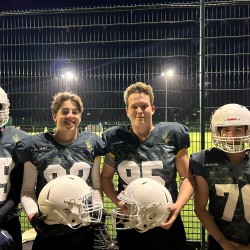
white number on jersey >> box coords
[43,162,91,182]
[117,160,165,187]
[215,184,250,223]
[0,157,15,202]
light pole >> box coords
[161,69,174,121]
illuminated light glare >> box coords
[161,69,175,77]
[61,71,75,80]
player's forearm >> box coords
[21,161,39,217]
[175,177,194,211]
[21,192,39,218]
[194,208,232,249]
[92,190,104,207]
[101,178,120,206]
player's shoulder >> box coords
[2,126,30,145]
[191,147,218,162]
[102,125,129,138]
[16,133,53,162]
[103,125,121,134]
[78,130,105,147]
[79,130,101,139]
[18,132,50,149]
[4,126,29,137]
[156,122,189,133]
[154,122,190,148]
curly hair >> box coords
[123,82,154,107]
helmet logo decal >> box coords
[225,117,239,121]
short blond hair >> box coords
[51,90,84,114]
[124,82,154,107]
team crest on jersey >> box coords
[162,132,170,144]
[13,134,20,143]
[85,138,93,150]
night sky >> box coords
[0,0,179,11]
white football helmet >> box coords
[38,175,103,229]
[211,103,250,153]
[112,178,173,233]
[0,87,10,127]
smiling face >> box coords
[220,126,246,141]
[126,92,155,129]
[52,99,82,133]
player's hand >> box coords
[231,241,250,250]
[30,212,48,234]
[30,212,74,237]
[222,239,250,250]
[0,229,15,250]
[117,200,128,211]
[160,203,179,230]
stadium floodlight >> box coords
[61,70,75,80]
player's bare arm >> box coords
[101,153,121,206]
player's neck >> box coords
[131,125,155,141]
[53,131,78,145]
[226,151,247,165]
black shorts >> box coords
[32,226,95,250]
[117,214,188,250]
[2,216,22,250]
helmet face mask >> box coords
[212,135,249,153]
[112,178,173,233]
[211,104,250,153]
[0,88,10,127]
[38,175,103,229]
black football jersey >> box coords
[16,131,106,196]
[102,122,190,202]
[190,148,250,244]
[0,127,29,204]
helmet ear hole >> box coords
[112,178,173,233]
[62,208,71,215]
[147,212,157,220]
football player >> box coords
[101,82,194,250]
[16,91,106,250]
[0,87,30,250]
[190,103,250,250]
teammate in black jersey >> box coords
[16,91,105,250]
[0,87,30,250]
[190,103,250,250]
[101,82,194,250]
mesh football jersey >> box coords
[16,131,105,196]
[190,148,250,244]
[0,127,29,203]
[102,122,190,202]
